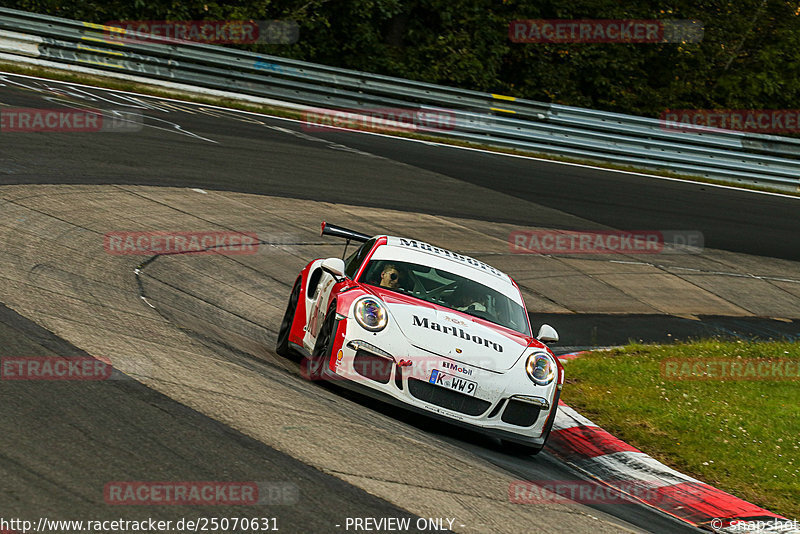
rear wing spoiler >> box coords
[320,222,371,243]
[320,222,372,259]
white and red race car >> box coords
[276,223,564,455]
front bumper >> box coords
[321,317,559,445]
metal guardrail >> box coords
[0,7,798,191]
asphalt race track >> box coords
[1,72,798,534]
[1,73,799,262]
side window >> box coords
[344,238,375,279]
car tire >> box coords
[276,277,301,358]
[303,303,337,381]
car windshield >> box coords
[360,259,530,335]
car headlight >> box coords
[354,297,388,332]
[525,352,556,386]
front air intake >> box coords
[407,378,491,416]
[501,399,541,427]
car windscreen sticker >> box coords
[392,238,508,280]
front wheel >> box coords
[303,304,337,381]
[276,277,301,358]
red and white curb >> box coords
[547,352,798,533]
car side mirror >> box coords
[321,257,345,279]
[536,324,559,343]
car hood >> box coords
[365,287,532,372]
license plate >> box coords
[429,369,477,396]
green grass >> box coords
[562,340,800,519]
[2,60,798,198]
